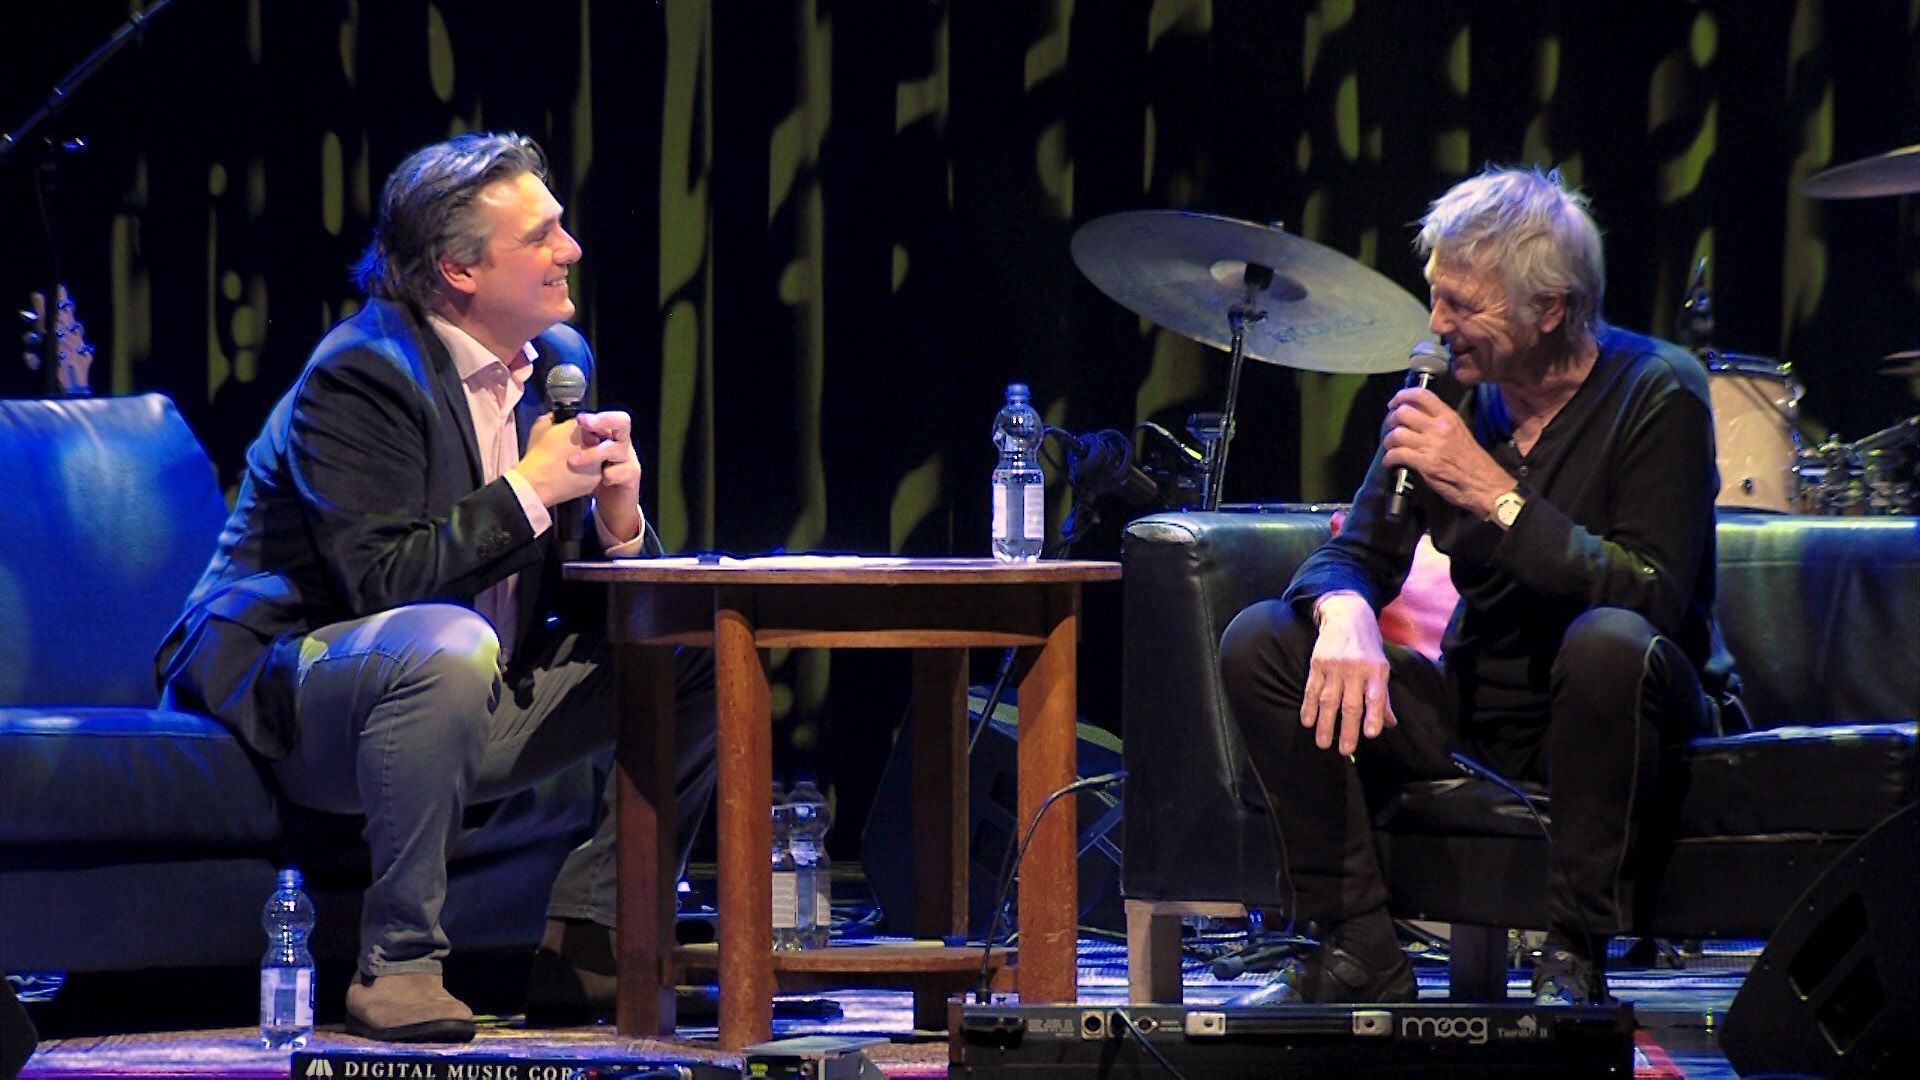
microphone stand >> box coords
[1,0,180,395]
[1201,263,1271,510]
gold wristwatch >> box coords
[1491,489,1526,530]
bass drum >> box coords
[1705,353,1802,512]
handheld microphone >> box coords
[545,362,587,421]
[1384,341,1449,523]
[544,362,589,559]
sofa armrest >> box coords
[1119,508,1334,906]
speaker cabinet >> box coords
[861,690,1124,937]
[1721,803,1917,1077]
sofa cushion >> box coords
[0,395,229,708]
[1376,722,1916,845]
[0,708,281,847]
[1671,722,1916,838]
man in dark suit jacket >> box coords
[156,132,715,1042]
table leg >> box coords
[1015,595,1079,1002]
[615,643,679,1037]
[909,648,969,941]
[714,598,773,1050]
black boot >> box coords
[1243,908,1416,1005]
[525,918,617,1026]
[1531,933,1613,1005]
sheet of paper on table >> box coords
[613,554,919,568]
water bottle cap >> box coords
[1005,382,1030,401]
[277,867,302,889]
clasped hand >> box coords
[520,410,643,509]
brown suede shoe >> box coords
[345,972,476,1043]
[525,918,617,1026]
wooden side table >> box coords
[565,557,1120,1050]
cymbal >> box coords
[1881,350,1920,378]
[1071,210,1432,374]
[1802,144,1920,199]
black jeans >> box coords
[1217,602,1711,944]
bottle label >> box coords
[816,879,832,932]
[261,966,313,1028]
[992,481,1008,540]
[1023,482,1044,539]
[772,871,798,930]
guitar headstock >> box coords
[21,284,94,395]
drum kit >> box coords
[1703,144,1920,516]
[1069,145,1920,517]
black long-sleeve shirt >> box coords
[1283,325,1735,697]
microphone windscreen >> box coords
[1407,340,1449,379]
[545,362,588,409]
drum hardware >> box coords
[1793,418,1920,516]
[1133,419,1208,507]
[1848,416,1919,515]
[1675,255,1714,350]
[1071,210,1430,508]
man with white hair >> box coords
[1219,165,1736,1005]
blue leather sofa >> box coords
[0,394,599,975]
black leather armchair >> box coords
[0,394,599,976]
[1118,506,1919,1000]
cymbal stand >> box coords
[1201,263,1271,510]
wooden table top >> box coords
[565,555,1121,586]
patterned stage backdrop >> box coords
[2,0,1915,849]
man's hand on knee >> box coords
[1302,592,1398,756]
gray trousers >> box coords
[270,603,717,977]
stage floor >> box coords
[13,935,1746,1079]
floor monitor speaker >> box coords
[1720,802,1917,1077]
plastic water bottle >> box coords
[260,867,315,1050]
[771,786,803,952]
[991,382,1045,562]
[789,778,832,949]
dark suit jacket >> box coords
[156,298,645,760]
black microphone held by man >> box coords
[1385,340,1451,522]
[545,361,589,561]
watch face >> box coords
[1494,493,1523,527]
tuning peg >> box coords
[17,308,38,325]
[21,330,43,348]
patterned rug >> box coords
[14,1000,1686,1078]
[17,1021,949,1079]
[16,937,1733,1077]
